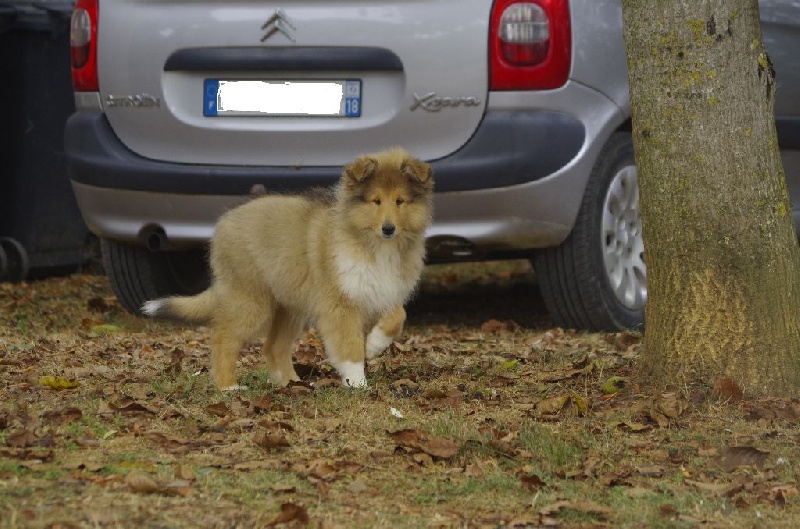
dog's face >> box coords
[340,148,434,241]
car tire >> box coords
[532,131,645,331]
[0,238,30,282]
[101,238,210,315]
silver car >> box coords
[65,0,800,331]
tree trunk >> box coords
[621,0,800,396]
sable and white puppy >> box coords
[143,147,434,389]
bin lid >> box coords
[0,1,73,35]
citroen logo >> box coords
[261,8,296,42]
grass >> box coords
[1,261,800,527]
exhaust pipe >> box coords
[425,236,481,261]
[141,226,172,252]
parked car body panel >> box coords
[64,0,800,329]
[758,0,800,229]
[97,0,491,166]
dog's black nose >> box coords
[381,223,396,238]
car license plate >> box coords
[203,79,361,117]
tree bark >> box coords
[621,0,800,396]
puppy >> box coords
[143,147,434,389]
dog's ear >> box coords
[344,157,378,185]
[401,158,434,188]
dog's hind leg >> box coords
[210,288,269,390]
[318,311,367,388]
[366,305,406,359]
[210,326,246,390]
[262,305,303,386]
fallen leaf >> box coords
[176,465,196,481]
[648,393,687,427]
[481,319,519,333]
[760,483,799,505]
[519,472,547,491]
[659,504,678,517]
[608,331,641,351]
[125,472,162,494]
[251,394,273,413]
[42,407,83,426]
[712,378,744,401]
[39,376,79,390]
[125,472,194,497]
[653,393,687,419]
[388,429,462,459]
[308,463,338,482]
[145,431,190,447]
[165,347,185,376]
[569,391,590,415]
[6,430,37,448]
[0,447,54,461]
[635,465,664,477]
[601,376,627,395]
[533,394,570,416]
[253,432,290,450]
[533,392,590,418]
[313,378,340,389]
[390,378,420,398]
[206,402,230,417]
[719,446,769,472]
[412,452,433,466]
[499,359,519,370]
[615,421,651,433]
[337,461,363,476]
[87,297,110,312]
[539,500,615,519]
[257,420,295,432]
[109,400,159,414]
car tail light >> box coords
[70,0,99,91]
[490,0,571,90]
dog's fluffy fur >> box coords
[143,148,434,390]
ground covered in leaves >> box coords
[2,261,800,528]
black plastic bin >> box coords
[0,1,87,281]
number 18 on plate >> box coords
[344,80,361,117]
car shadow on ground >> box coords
[406,260,553,330]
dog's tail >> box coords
[141,289,216,323]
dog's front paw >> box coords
[337,361,368,388]
[268,369,301,387]
[365,327,393,359]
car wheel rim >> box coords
[601,165,647,311]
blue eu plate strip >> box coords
[204,79,219,117]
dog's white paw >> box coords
[338,361,368,388]
[366,327,393,359]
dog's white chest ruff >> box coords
[336,247,415,315]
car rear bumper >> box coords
[65,109,584,195]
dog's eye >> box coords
[373,198,381,206]
[396,198,405,206]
